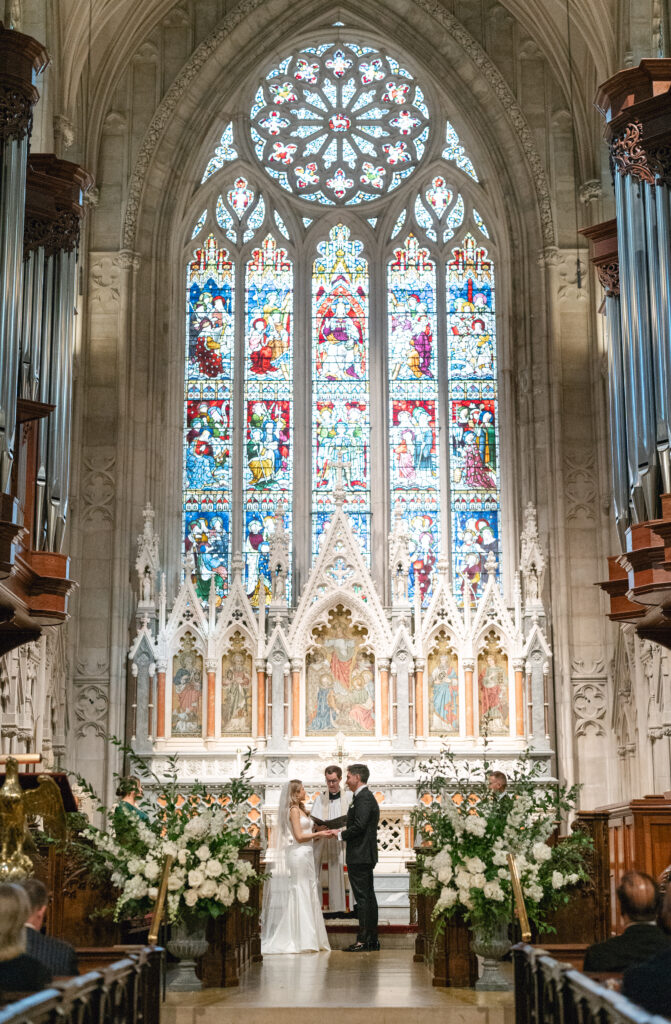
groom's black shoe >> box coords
[344,942,369,952]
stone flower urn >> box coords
[470,918,512,991]
[166,914,209,991]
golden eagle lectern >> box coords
[0,757,66,881]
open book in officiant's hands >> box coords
[311,813,348,830]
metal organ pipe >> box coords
[653,180,671,493]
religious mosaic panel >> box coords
[428,632,459,735]
[477,633,509,736]
[306,606,375,735]
[221,633,253,736]
[447,233,501,604]
[244,235,293,604]
[312,225,370,559]
[171,633,203,736]
[183,235,234,606]
[388,234,439,605]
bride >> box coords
[261,779,334,954]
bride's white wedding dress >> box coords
[261,811,330,954]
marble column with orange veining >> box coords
[155,660,167,738]
[513,659,525,737]
[206,658,216,738]
[291,659,301,737]
[256,659,266,738]
[463,659,475,737]
[414,658,425,738]
[379,659,390,737]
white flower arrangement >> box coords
[413,747,591,939]
[77,745,263,924]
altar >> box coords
[128,499,553,905]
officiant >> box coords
[312,765,352,917]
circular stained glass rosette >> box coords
[250,42,429,206]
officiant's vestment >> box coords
[341,785,379,948]
[312,786,352,913]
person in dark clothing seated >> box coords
[21,878,78,977]
[583,870,671,973]
[622,886,671,1017]
[0,883,52,992]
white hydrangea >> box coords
[177,849,188,865]
[195,843,210,861]
[167,872,183,892]
[484,880,506,902]
[466,856,486,874]
[127,858,143,876]
[238,860,254,879]
[566,873,580,885]
[421,872,435,890]
[184,888,199,907]
[147,886,158,900]
[435,887,457,911]
[497,868,509,880]
[163,841,178,859]
[184,816,208,839]
[471,872,487,890]
[454,868,471,889]
[437,865,453,884]
[551,871,564,889]
[523,882,543,902]
[492,848,509,867]
[532,842,552,863]
[188,868,205,888]
[433,848,452,869]
[123,876,148,899]
[144,860,160,881]
[464,815,487,837]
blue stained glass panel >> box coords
[183,235,234,607]
[244,236,294,604]
[388,234,440,605]
[447,235,500,603]
[312,225,370,560]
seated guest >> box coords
[583,870,671,972]
[0,883,52,992]
[21,878,78,976]
[622,888,671,1017]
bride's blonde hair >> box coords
[288,778,308,817]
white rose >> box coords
[196,844,211,862]
[199,879,217,898]
[551,871,564,889]
[532,842,552,863]
[483,880,505,902]
[144,860,160,881]
[237,883,250,904]
[184,889,199,907]
[188,868,205,887]
[177,849,188,865]
[567,873,580,885]
[167,872,183,891]
[205,859,223,878]
[218,883,233,906]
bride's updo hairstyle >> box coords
[288,778,308,817]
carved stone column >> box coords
[205,658,216,738]
[155,659,167,739]
[414,657,425,739]
[255,658,266,738]
[463,658,475,737]
[513,658,525,737]
[290,658,301,737]
[378,658,390,738]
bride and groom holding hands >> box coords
[261,763,380,955]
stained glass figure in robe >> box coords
[388,234,439,604]
[447,234,501,604]
[312,224,370,558]
[244,235,293,604]
[183,235,234,605]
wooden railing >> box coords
[512,943,665,1024]
[0,946,162,1024]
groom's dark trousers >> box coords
[342,786,379,947]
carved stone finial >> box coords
[135,502,160,614]
[519,502,545,612]
[388,508,411,605]
[231,549,244,580]
[332,452,346,507]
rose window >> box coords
[250,42,429,205]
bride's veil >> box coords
[260,780,293,938]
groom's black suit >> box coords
[342,786,379,948]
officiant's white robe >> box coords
[312,787,353,913]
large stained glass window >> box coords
[183,234,234,606]
[388,233,439,606]
[447,233,500,605]
[244,235,293,605]
[312,224,370,558]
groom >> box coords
[338,763,379,952]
